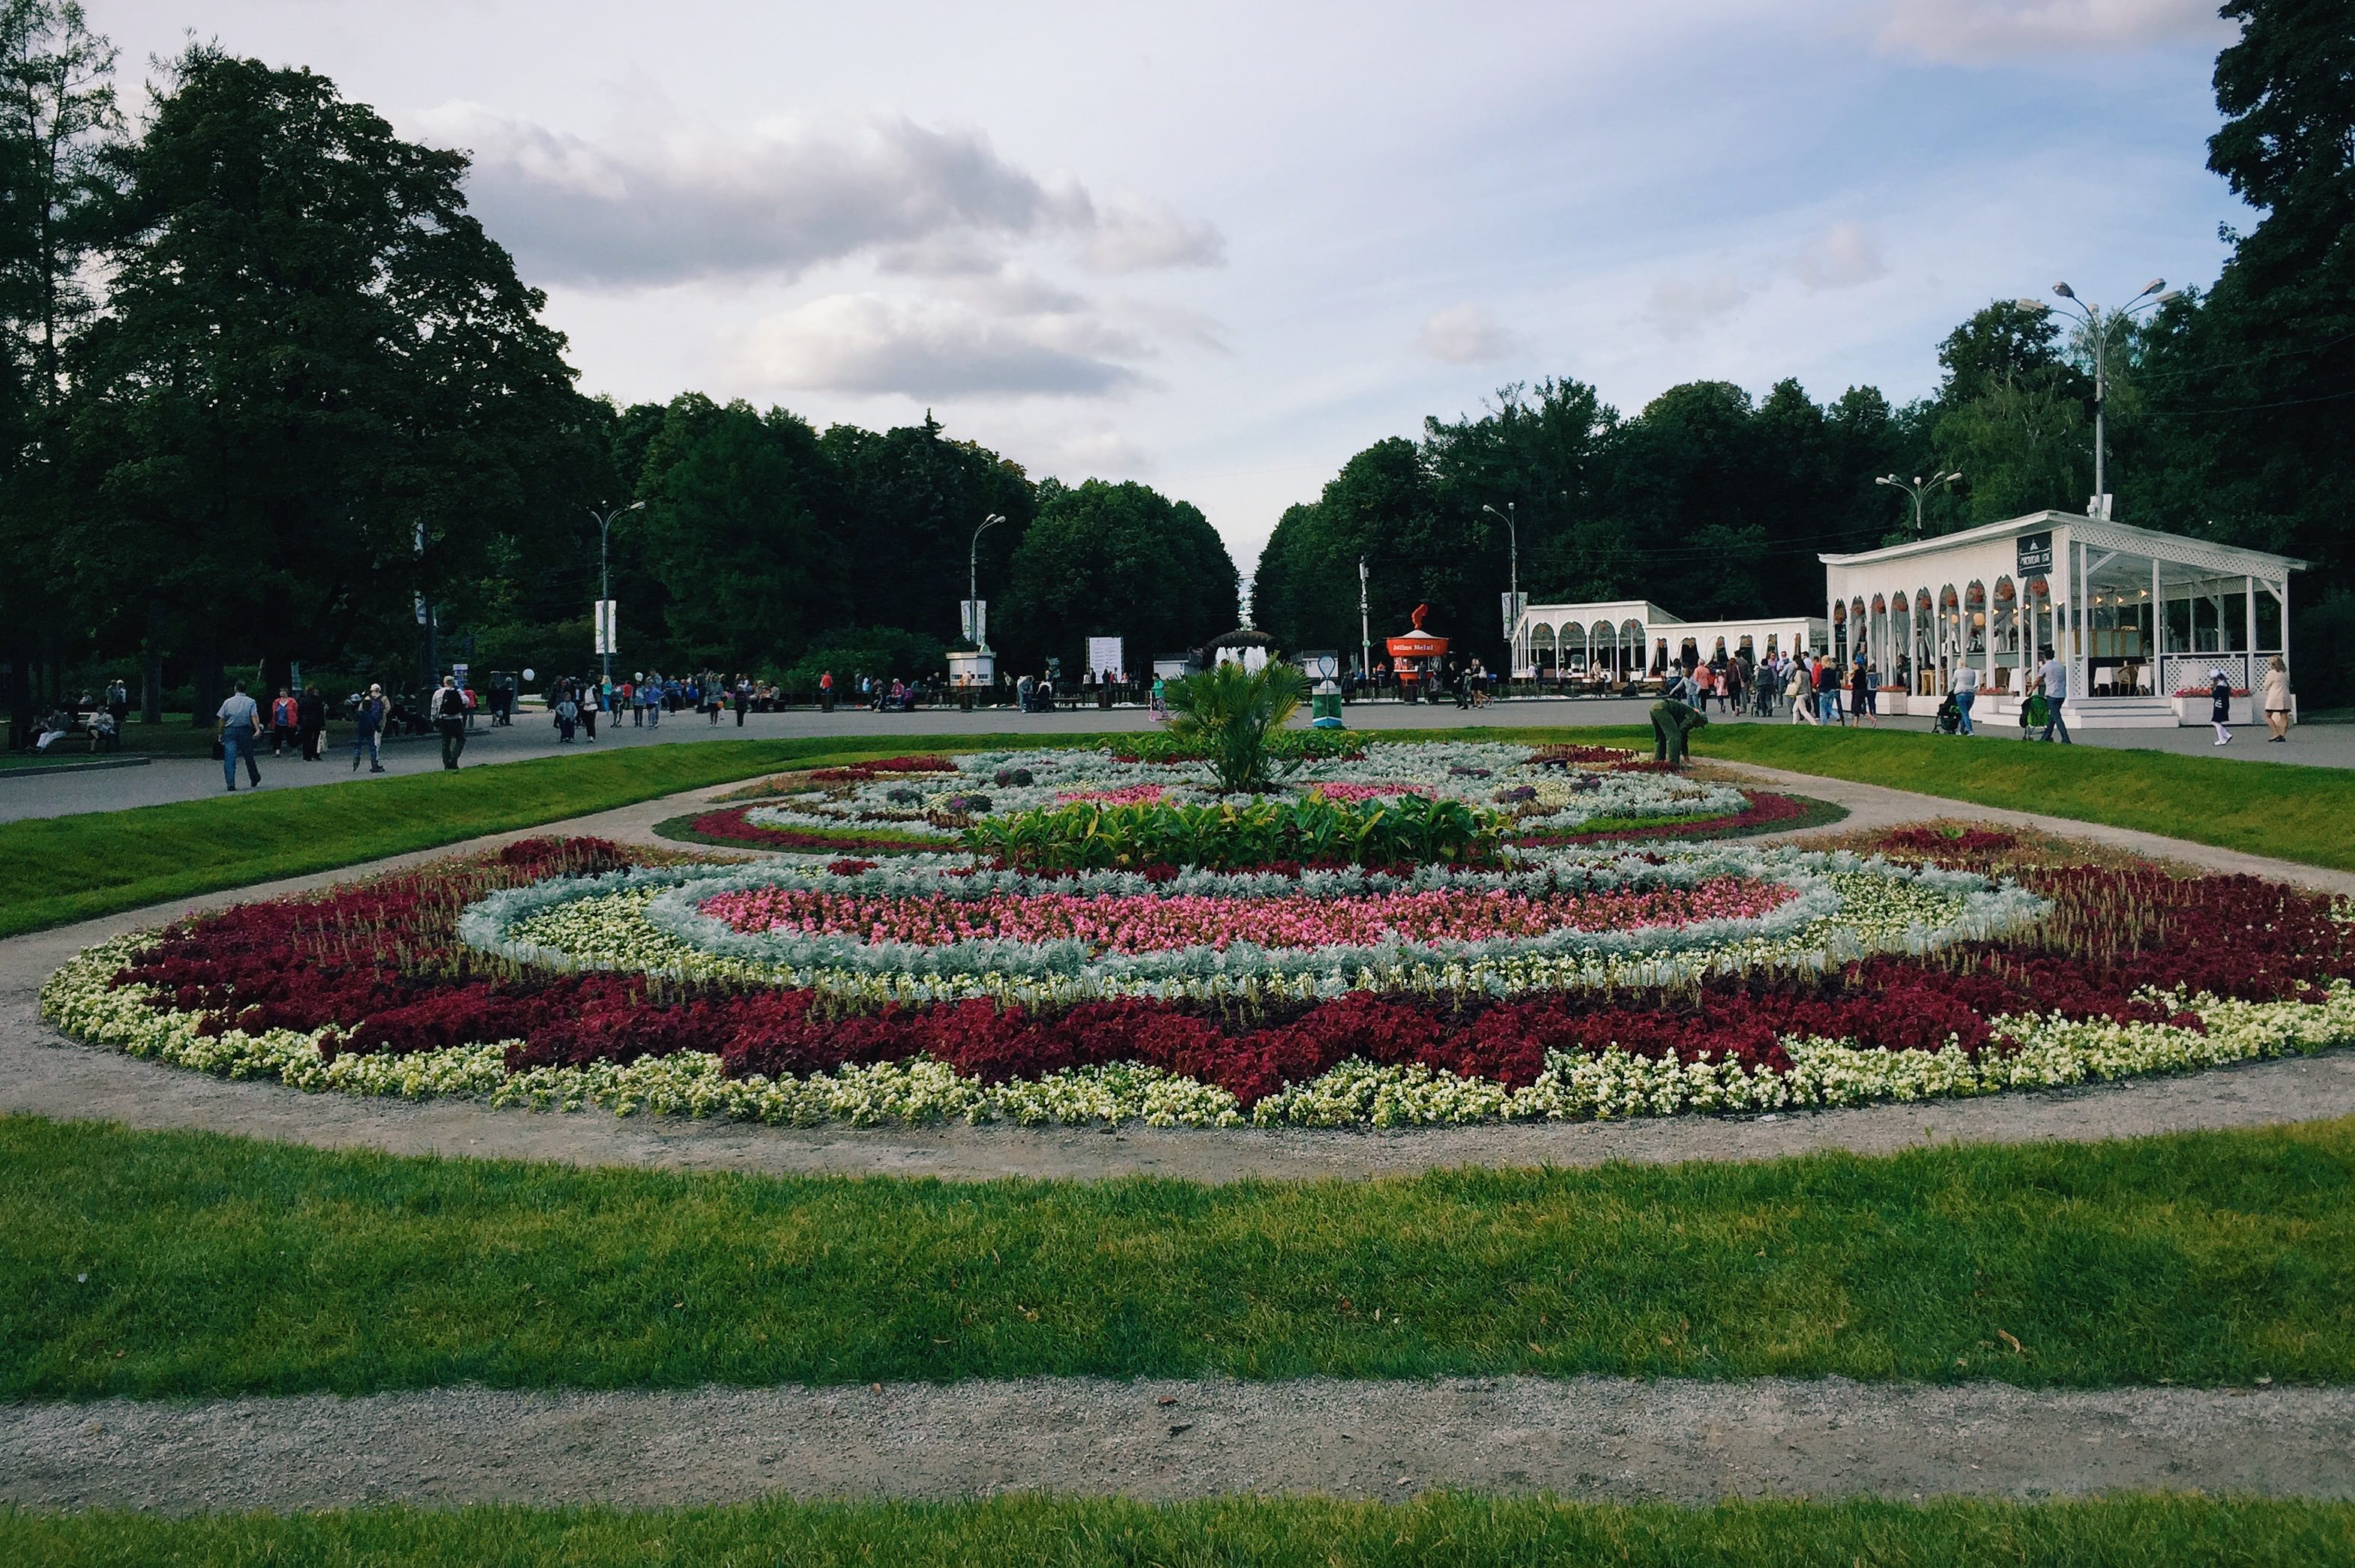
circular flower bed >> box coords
[42,806,2355,1128]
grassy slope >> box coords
[4,1495,2346,1567]
[7,1115,2352,1399]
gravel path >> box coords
[5,773,2355,1183]
[7,1376,2350,1511]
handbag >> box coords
[210,737,224,760]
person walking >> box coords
[352,684,388,772]
[733,678,749,726]
[1786,657,1814,723]
[216,679,264,792]
[1849,659,1878,728]
[433,675,468,770]
[643,674,661,729]
[2210,666,2235,745]
[296,684,328,760]
[2036,645,2072,744]
[1952,662,1979,736]
[1815,655,1844,726]
[2264,657,2291,742]
[270,687,299,756]
[581,679,598,741]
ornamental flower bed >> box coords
[41,817,2355,1128]
[672,741,1777,856]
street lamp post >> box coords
[2015,278,2180,516]
[592,501,645,687]
[1483,501,1519,683]
[968,513,1002,651]
[1357,557,1371,688]
[1875,471,1962,538]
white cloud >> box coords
[1418,304,1519,365]
[1875,0,2232,64]
[415,103,1222,292]
[1645,273,1752,337]
[1081,193,1227,273]
[1791,220,1888,289]
[743,293,1149,397]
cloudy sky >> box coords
[91,0,2243,564]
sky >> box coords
[88,0,2248,567]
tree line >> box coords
[0,10,1237,737]
[2,0,2345,738]
[1258,0,2354,683]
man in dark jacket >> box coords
[434,675,468,770]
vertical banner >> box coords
[960,600,987,645]
[594,600,619,655]
[1501,591,1526,639]
[1085,636,1124,680]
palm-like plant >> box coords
[1164,660,1311,794]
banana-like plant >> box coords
[1163,660,1312,794]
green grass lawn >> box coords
[4,1495,2345,1567]
[7,1114,2353,1399]
[0,733,1083,938]
[1681,723,2355,871]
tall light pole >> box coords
[968,513,1002,651]
[1357,557,1372,682]
[1483,501,1519,679]
[2015,278,2180,516]
[592,501,645,687]
[1875,471,1961,538]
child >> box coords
[2210,667,2234,746]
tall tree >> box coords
[820,414,1033,645]
[0,0,115,739]
[636,395,845,671]
[64,48,585,715]
[1002,478,1237,675]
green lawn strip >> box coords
[0,732,1089,938]
[1671,723,2355,872]
[3,1495,2345,1567]
[7,1114,2352,1399]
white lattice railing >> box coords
[2160,653,2275,694]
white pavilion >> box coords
[1511,509,2305,728]
[1819,510,2304,728]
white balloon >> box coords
[522,668,537,682]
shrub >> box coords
[965,792,1506,872]
[1163,662,1312,792]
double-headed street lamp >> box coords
[1482,501,1519,678]
[1876,471,1962,538]
[592,501,645,686]
[2014,277,2180,515]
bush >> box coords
[1164,662,1310,793]
[965,791,1505,872]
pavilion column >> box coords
[2246,575,2258,692]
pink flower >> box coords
[697,878,1794,953]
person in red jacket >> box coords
[270,687,300,756]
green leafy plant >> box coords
[965,792,1504,871]
[1163,661,1312,793]
[1114,728,1361,766]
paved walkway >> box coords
[7,1375,2349,1510]
[7,701,2352,821]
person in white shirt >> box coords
[2036,645,2072,744]
[1951,663,1979,735]
[216,680,263,791]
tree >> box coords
[636,395,844,670]
[64,48,585,717]
[821,413,1033,644]
[0,0,115,739]
[1002,478,1237,675]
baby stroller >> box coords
[1932,692,1962,735]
